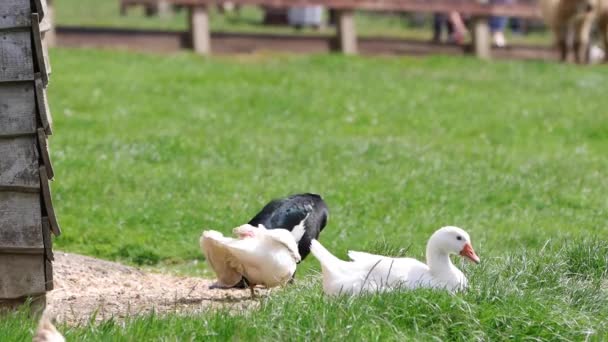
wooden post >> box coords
[473,16,491,60]
[472,0,491,60]
[336,9,357,55]
[189,5,210,55]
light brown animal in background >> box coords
[32,313,65,342]
[540,0,599,63]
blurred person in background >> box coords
[489,0,514,47]
[432,12,468,44]
[288,6,324,30]
[432,13,454,42]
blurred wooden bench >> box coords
[120,0,175,17]
[119,0,542,59]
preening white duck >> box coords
[200,217,307,297]
[310,226,480,296]
[225,193,329,289]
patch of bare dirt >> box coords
[47,252,264,325]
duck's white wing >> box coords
[220,228,298,287]
[364,257,433,292]
[344,250,433,292]
[200,230,249,287]
[347,250,386,262]
[263,228,301,262]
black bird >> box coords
[223,193,329,290]
[247,193,329,260]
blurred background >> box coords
[50,0,562,59]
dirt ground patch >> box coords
[47,252,264,325]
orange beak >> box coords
[459,243,480,264]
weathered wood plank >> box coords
[42,36,52,75]
[35,75,52,135]
[0,192,43,249]
[42,217,54,261]
[34,0,48,22]
[44,213,54,290]
[43,215,54,291]
[32,14,50,85]
[0,247,45,254]
[0,185,39,192]
[37,128,54,179]
[0,82,37,136]
[0,0,32,30]
[41,0,56,48]
[39,13,51,33]
[0,254,46,298]
[39,167,61,236]
[44,258,53,291]
[0,136,40,188]
[0,29,35,82]
[43,220,55,294]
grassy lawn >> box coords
[54,0,552,45]
[2,48,608,339]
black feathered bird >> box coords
[248,193,329,260]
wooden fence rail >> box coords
[120,0,542,58]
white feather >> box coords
[290,213,309,243]
[201,224,300,289]
[310,227,479,296]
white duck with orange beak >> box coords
[310,226,480,295]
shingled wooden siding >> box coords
[0,0,59,306]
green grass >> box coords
[54,0,552,44]
[3,48,608,339]
[3,241,607,340]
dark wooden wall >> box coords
[0,0,59,306]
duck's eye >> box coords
[456,236,462,241]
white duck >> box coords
[200,217,307,297]
[310,226,480,296]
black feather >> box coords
[248,193,329,260]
